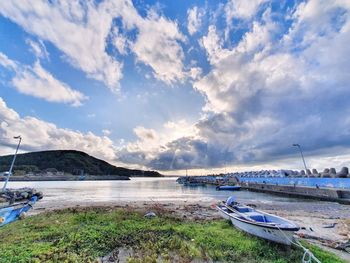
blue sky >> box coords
[1,0,350,174]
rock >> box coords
[335,241,350,252]
[330,168,337,178]
[300,170,306,176]
[144,212,157,218]
[19,212,27,220]
[321,168,331,178]
[312,169,318,175]
[306,169,312,175]
[337,167,349,178]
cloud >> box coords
[118,0,350,172]
[0,97,116,161]
[0,53,87,106]
[26,39,49,59]
[102,129,111,136]
[0,0,123,93]
[0,0,189,89]
[129,10,187,84]
[225,0,268,21]
[117,120,198,168]
[187,6,204,35]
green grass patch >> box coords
[0,208,345,262]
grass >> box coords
[0,207,345,263]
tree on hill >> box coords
[0,150,162,177]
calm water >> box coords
[239,177,350,188]
[7,177,305,209]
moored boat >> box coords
[183,181,206,187]
[216,185,241,191]
[217,197,299,245]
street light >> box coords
[2,136,22,191]
[292,143,308,172]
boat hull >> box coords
[216,185,241,191]
[0,196,38,227]
[229,216,295,245]
[217,205,297,245]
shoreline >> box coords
[0,175,165,181]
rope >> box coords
[275,224,322,263]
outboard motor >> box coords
[226,196,237,207]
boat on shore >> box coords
[0,188,43,226]
[217,197,299,245]
[0,136,43,226]
[216,185,241,191]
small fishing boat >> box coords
[217,197,299,245]
[216,185,241,191]
[0,189,43,226]
[0,136,43,227]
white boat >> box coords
[217,197,299,245]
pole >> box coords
[2,136,21,191]
[293,144,307,172]
[298,146,307,171]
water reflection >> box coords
[8,177,307,208]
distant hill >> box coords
[0,150,162,177]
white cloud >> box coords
[119,120,198,164]
[0,0,188,89]
[102,129,111,136]
[225,0,268,21]
[0,97,116,161]
[0,52,87,106]
[130,10,186,84]
[187,6,204,35]
[0,0,123,93]
[26,39,49,59]
[112,28,128,55]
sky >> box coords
[1,0,350,175]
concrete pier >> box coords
[241,182,350,204]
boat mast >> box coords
[2,136,22,191]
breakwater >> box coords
[177,175,350,204]
[0,175,130,181]
[241,182,350,204]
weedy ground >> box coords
[0,207,345,263]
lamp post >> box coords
[2,136,22,191]
[292,143,308,172]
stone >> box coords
[321,168,330,178]
[144,212,157,218]
[336,167,349,178]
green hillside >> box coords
[0,150,162,177]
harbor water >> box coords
[7,177,309,210]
